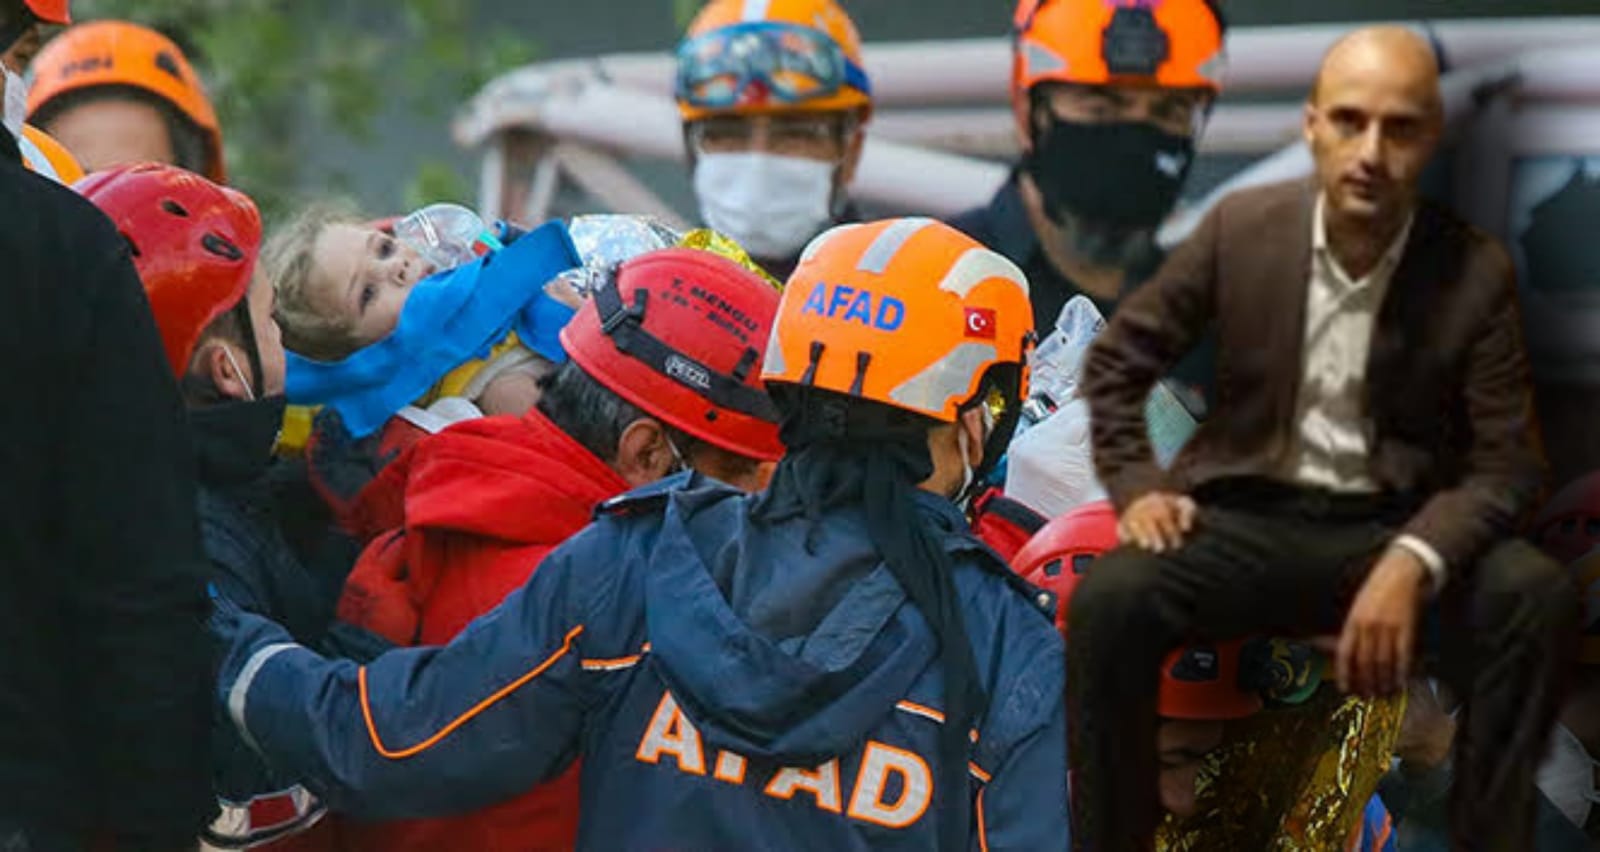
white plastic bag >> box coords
[1004,295,1198,516]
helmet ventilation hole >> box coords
[161,199,190,217]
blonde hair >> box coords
[263,200,365,361]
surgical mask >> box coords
[1537,723,1600,828]
[223,347,256,402]
[2,63,27,139]
[1024,118,1196,231]
[693,151,835,260]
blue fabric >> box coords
[285,221,581,439]
[214,475,1069,850]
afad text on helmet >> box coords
[799,281,906,332]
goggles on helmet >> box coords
[675,21,871,111]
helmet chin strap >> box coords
[222,347,256,402]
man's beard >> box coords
[1056,207,1159,269]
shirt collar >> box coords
[1312,193,1415,280]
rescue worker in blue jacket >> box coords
[215,217,1068,850]
[81,163,393,850]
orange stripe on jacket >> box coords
[359,625,585,759]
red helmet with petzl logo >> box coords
[560,247,784,461]
[1013,500,1264,721]
[76,162,261,377]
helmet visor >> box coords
[676,21,870,110]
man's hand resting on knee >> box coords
[1118,492,1198,553]
[1336,547,1429,697]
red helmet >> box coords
[24,0,71,25]
[1013,500,1263,721]
[560,248,783,461]
[1533,470,1600,565]
[76,162,262,377]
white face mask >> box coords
[3,63,28,139]
[954,405,995,502]
[693,152,836,260]
[1536,722,1600,828]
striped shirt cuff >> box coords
[1393,534,1447,595]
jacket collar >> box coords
[190,397,288,486]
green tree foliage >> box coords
[69,0,536,221]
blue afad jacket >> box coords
[217,476,1070,849]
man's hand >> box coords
[1337,546,1428,697]
[1118,492,1197,553]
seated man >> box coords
[1014,500,1398,848]
[215,218,1068,850]
[1071,26,1575,852]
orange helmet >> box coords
[1012,0,1225,97]
[1013,500,1264,721]
[17,123,83,185]
[676,0,870,122]
[27,20,224,181]
[23,0,71,25]
[764,218,1032,425]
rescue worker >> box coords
[675,0,870,279]
[216,217,1068,849]
[0,2,214,844]
[27,19,226,180]
[0,0,83,183]
[80,162,392,851]
[951,0,1224,414]
[330,247,784,851]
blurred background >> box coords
[70,0,1598,220]
[58,0,1600,485]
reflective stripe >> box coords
[228,643,297,754]
[935,248,1030,298]
[888,342,996,411]
[857,217,934,274]
[894,700,945,725]
[741,0,772,21]
[799,222,861,265]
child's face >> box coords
[309,223,438,350]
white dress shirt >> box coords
[1286,195,1446,591]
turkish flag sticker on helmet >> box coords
[964,306,997,339]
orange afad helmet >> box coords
[27,20,225,182]
[677,0,870,122]
[762,218,1034,428]
[1012,0,1225,96]
[17,124,84,185]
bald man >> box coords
[1071,25,1575,851]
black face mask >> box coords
[1024,117,1197,231]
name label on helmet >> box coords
[800,282,905,332]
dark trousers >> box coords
[1066,478,1578,852]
